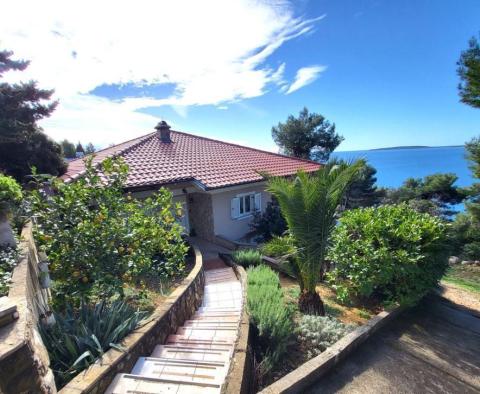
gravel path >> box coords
[437,283,480,313]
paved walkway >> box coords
[106,258,242,394]
[307,295,480,394]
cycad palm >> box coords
[267,159,364,315]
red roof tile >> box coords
[61,130,321,189]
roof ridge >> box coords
[67,132,155,165]
[169,130,321,166]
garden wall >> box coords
[60,245,205,394]
[0,222,56,394]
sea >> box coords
[331,146,474,188]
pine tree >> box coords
[0,49,65,182]
[457,34,480,109]
[271,107,343,162]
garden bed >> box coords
[257,272,381,389]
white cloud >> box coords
[1,0,324,145]
[286,65,327,94]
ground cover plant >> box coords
[232,248,262,267]
[246,265,294,381]
[296,315,353,358]
[40,300,148,388]
[28,157,189,308]
[0,246,18,296]
[328,204,450,306]
[259,235,296,259]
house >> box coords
[62,121,320,244]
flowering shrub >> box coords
[0,246,18,296]
[297,315,353,358]
[29,157,188,307]
[328,204,449,305]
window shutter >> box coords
[254,193,262,211]
[231,197,240,219]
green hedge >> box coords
[328,204,449,305]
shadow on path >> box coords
[307,295,480,394]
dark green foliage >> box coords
[250,196,287,241]
[85,142,96,154]
[342,162,385,209]
[383,173,464,218]
[232,249,262,267]
[451,137,480,259]
[60,140,76,159]
[40,300,148,387]
[271,107,343,162]
[247,265,294,377]
[28,157,188,307]
[328,204,449,305]
[0,49,65,182]
[457,33,480,109]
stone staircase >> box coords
[106,263,242,394]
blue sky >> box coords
[3,0,480,151]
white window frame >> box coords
[231,192,261,220]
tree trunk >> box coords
[0,210,16,248]
[298,290,325,316]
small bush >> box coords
[40,300,149,387]
[247,265,294,376]
[260,235,295,258]
[297,315,353,359]
[0,174,22,209]
[232,249,262,267]
[328,204,449,305]
[0,247,18,296]
[251,197,287,241]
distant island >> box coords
[370,145,463,151]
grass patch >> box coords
[442,265,480,294]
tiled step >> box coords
[131,357,228,385]
[192,313,240,321]
[183,320,239,329]
[151,345,232,362]
[105,373,221,394]
[175,327,238,341]
[166,334,235,349]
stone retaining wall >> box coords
[60,245,205,394]
[260,306,404,394]
[219,254,254,394]
[0,222,56,394]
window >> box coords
[231,192,261,219]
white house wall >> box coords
[210,184,271,241]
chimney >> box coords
[155,121,172,143]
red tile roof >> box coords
[61,130,321,189]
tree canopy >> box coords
[271,107,343,162]
[457,34,480,109]
[342,162,385,209]
[60,139,76,159]
[0,49,65,181]
[383,173,464,218]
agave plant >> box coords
[267,159,364,315]
[40,300,149,388]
